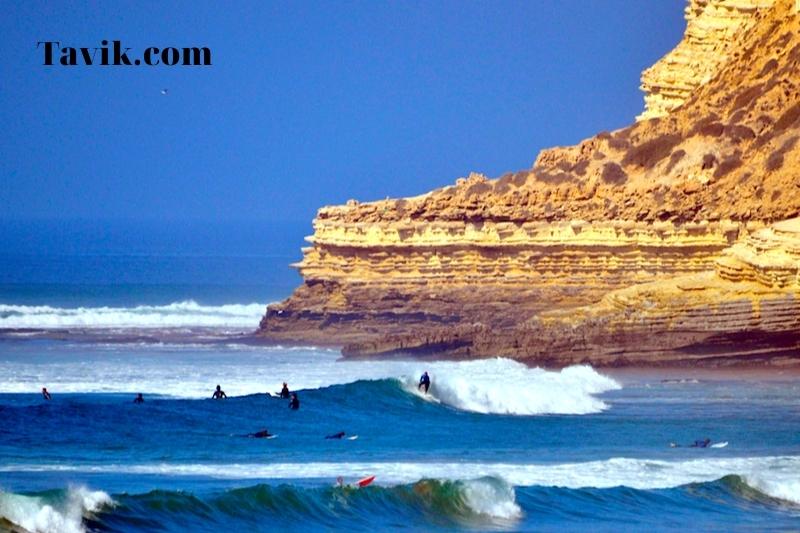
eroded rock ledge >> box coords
[346,218,800,367]
[260,0,800,367]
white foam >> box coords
[0,301,266,329]
[461,478,522,520]
[0,486,112,533]
[401,362,620,415]
[0,347,618,415]
[745,474,800,505]
[4,455,798,495]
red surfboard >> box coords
[357,475,375,488]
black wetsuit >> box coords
[326,432,346,439]
[419,374,430,393]
[289,395,300,410]
[280,386,290,399]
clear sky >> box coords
[1,1,684,223]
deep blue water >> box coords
[0,220,799,531]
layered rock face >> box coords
[260,0,800,366]
[638,0,774,121]
[385,218,799,367]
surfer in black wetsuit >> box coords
[418,372,430,394]
[42,387,51,401]
[326,431,346,439]
[212,385,227,400]
[251,428,273,438]
[670,437,712,448]
[279,382,290,398]
[289,392,300,410]
[133,393,144,404]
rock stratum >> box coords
[260,0,800,367]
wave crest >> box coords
[399,360,620,415]
[0,486,112,533]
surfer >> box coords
[326,431,346,439]
[212,385,227,400]
[279,382,290,398]
[289,392,300,410]
[250,428,273,438]
[670,437,712,448]
[418,371,430,393]
[41,387,51,401]
[133,393,144,404]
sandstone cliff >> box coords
[260,0,800,366]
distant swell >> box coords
[0,301,267,329]
[4,456,798,498]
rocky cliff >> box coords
[260,0,800,366]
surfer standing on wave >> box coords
[212,385,227,400]
[279,382,290,398]
[418,371,431,394]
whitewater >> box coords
[0,345,619,415]
[1,325,799,531]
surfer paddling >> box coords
[670,438,717,448]
[289,392,300,410]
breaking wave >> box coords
[0,301,266,329]
[0,486,112,533]
[398,363,619,415]
[0,479,518,532]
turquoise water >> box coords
[0,343,798,532]
[1,222,799,531]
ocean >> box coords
[1,220,798,532]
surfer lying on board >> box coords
[250,428,273,438]
[418,372,430,393]
[279,382,290,398]
[212,385,227,400]
[336,475,375,488]
[326,431,346,439]
[670,438,712,448]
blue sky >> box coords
[0,1,684,223]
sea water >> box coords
[1,221,799,531]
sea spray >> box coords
[400,361,620,415]
[0,486,112,533]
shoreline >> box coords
[3,326,799,374]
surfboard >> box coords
[357,475,375,488]
[710,441,728,448]
[347,435,359,440]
